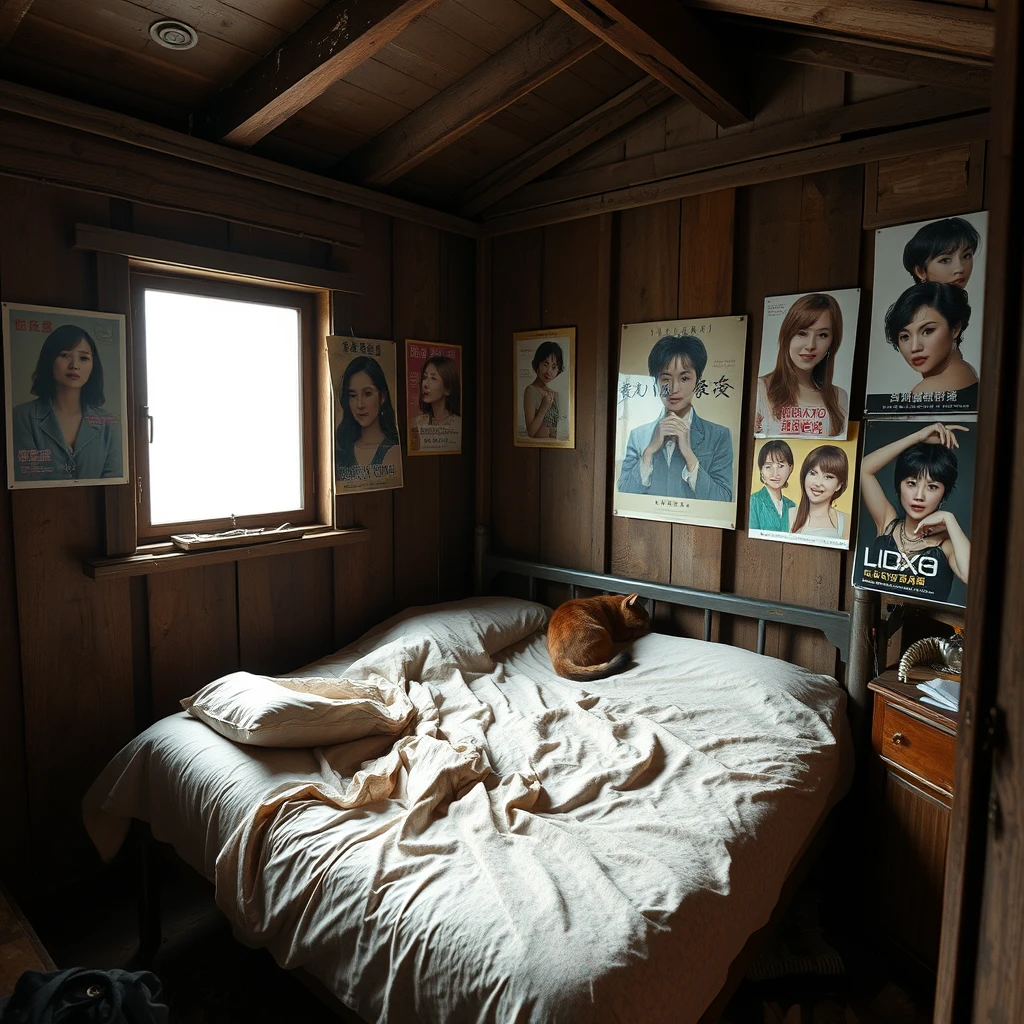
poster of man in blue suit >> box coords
[614,316,746,530]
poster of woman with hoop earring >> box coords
[852,418,975,608]
[753,289,861,440]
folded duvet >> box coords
[84,597,850,1024]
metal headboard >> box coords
[474,527,877,737]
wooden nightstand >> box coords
[868,668,958,973]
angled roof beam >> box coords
[727,22,992,95]
[547,0,749,127]
[195,0,443,147]
[0,0,35,48]
[457,78,674,217]
[342,12,600,187]
[685,0,994,61]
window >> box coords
[131,274,319,539]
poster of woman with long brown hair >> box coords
[405,341,462,455]
[754,289,860,441]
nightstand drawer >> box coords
[880,703,956,792]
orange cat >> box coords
[546,594,650,681]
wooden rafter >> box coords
[730,22,992,95]
[342,12,601,187]
[490,87,988,216]
[547,0,749,127]
[195,0,443,147]
[686,0,994,61]
[481,110,990,235]
[457,79,673,217]
[0,0,34,48]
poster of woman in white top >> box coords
[753,289,860,441]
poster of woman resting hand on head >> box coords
[866,212,987,416]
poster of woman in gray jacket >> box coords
[4,306,127,488]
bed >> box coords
[83,553,874,1024]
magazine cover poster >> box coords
[3,302,128,489]
[328,336,403,495]
[866,211,987,415]
[406,341,462,456]
[754,288,861,440]
[852,418,975,609]
[514,327,575,449]
[613,316,746,530]
[748,424,859,551]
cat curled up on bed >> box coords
[547,594,650,681]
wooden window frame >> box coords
[129,271,324,543]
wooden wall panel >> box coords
[439,231,477,601]
[725,177,802,656]
[238,551,335,675]
[782,166,864,674]
[670,189,735,638]
[490,229,543,560]
[333,211,396,645]
[540,215,612,574]
[3,180,136,874]
[610,202,680,593]
[147,565,238,719]
[392,220,442,610]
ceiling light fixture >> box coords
[149,19,199,51]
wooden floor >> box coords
[16,858,935,1024]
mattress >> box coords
[84,597,852,1024]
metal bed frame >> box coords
[474,526,878,740]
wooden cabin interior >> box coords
[0,1,1021,1021]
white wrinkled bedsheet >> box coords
[84,599,850,1024]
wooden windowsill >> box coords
[83,526,369,580]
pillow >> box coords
[181,671,416,748]
[351,596,550,669]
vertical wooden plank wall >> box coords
[0,181,477,887]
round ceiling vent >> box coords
[149,19,199,50]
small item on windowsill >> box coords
[917,677,960,712]
[171,522,292,552]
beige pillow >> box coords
[181,671,416,748]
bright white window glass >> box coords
[143,289,303,525]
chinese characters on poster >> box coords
[748,425,860,551]
[754,289,860,440]
[613,316,746,530]
[3,302,128,489]
[406,341,463,456]
[514,327,576,449]
[852,418,974,609]
[328,336,404,495]
[865,211,987,415]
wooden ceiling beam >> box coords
[195,0,443,147]
[0,0,34,48]
[489,86,987,217]
[547,0,749,127]
[342,12,601,187]
[729,22,992,95]
[481,110,990,235]
[457,78,673,217]
[685,0,994,61]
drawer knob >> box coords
[892,732,907,746]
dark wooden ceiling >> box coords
[0,0,996,219]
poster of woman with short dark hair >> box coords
[514,327,575,449]
[613,316,746,530]
[865,212,987,415]
[3,302,128,489]
[852,418,975,608]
